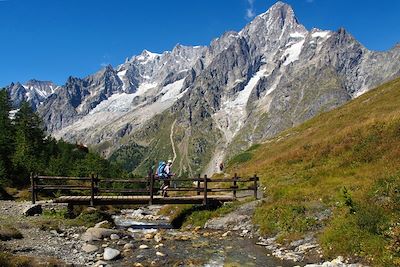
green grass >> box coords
[32,207,114,230]
[228,77,400,266]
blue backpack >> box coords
[157,161,167,178]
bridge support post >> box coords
[95,174,99,196]
[233,173,237,199]
[30,173,36,204]
[67,203,74,218]
[90,173,95,206]
[203,175,208,207]
[197,174,201,196]
[149,173,154,205]
[253,174,258,199]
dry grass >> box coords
[0,224,23,241]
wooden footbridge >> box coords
[30,173,259,207]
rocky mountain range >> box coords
[5,1,400,176]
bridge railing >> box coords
[30,172,259,206]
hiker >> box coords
[157,160,174,197]
[219,162,224,172]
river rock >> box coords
[23,204,42,216]
[123,243,134,250]
[82,244,99,253]
[154,243,164,249]
[144,233,154,239]
[94,260,108,267]
[154,232,162,243]
[156,251,166,257]
[103,247,120,260]
[81,227,118,242]
[139,244,149,249]
[110,234,120,240]
[133,263,144,267]
[117,240,126,245]
[222,231,231,237]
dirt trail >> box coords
[170,119,177,163]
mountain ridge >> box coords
[4,1,400,176]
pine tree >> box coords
[12,101,45,184]
[0,89,15,183]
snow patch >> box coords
[282,39,305,66]
[159,79,186,102]
[117,69,129,91]
[290,32,305,38]
[213,68,267,144]
[312,31,331,39]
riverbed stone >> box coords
[154,243,164,249]
[144,233,154,239]
[139,244,149,249]
[94,260,108,267]
[103,247,120,260]
[123,243,134,250]
[82,244,99,253]
[222,231,231,237]
[156,251,166,257]
[154,232,162,243]
[117,240,126,245]
[110,234,120,240]
[81,227,118,242]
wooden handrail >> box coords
[30,172,259,205]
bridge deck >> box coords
[53,195,234,205]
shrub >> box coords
[0,225,23,240]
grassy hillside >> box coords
[228,77,400,266]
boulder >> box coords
[103,247,120,261]
[81,227,118,242]
[22,204,42,216]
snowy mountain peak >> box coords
[136,49,161,63]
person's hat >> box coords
[167,159,173,164]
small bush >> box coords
[0,225,23,240]
[72,208,113,227]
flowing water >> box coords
[112,206,296,267]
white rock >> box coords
[94,260,108,267]
[110,234,120,240]
[156,251,166,257]
[139,244,149,249]
[103,247,120,261]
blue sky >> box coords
[1,0,399,86]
